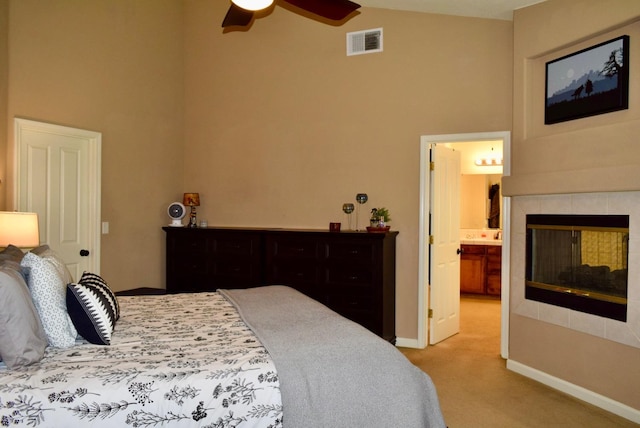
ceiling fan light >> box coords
[231,0,274,11]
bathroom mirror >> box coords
[460,174,502,229]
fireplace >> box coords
[525,214,629,322]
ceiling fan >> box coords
[222,0,361,28]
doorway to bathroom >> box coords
[418,131,510,359]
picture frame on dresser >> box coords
[545,35,629,125]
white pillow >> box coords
[20,252,77,348]
[31,245,74,284]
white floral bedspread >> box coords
[0,292,282,427]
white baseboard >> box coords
[507,359,640,424]
[395,337,422,348]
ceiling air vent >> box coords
[346,28,383,56]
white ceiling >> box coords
[358,0,546,21]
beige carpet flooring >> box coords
[400,295,639,428]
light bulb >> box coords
[231,0,274,11]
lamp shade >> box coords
[183,193,200,207]
[0,211,40,248]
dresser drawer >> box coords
[211,235,259,257]
[325,241,374,263]
[268,262,319,285]
[211,259,261,285]
[325,292,377,334]
[171,234,207,253]
[325,292,374,315]
[166,272,211,293]
[269,238,319,259]
[172,253,209,274]
[325,266,373,286]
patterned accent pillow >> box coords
[66,272,119,345]
[31,245,74,285]
[78,272,119,320]
[20,252,78,348]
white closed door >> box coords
[429,144,461,344]
[16,118,102,281]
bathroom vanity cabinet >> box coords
[460,244,501,296]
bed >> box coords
[0,246,446,427]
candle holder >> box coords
[355,193,368,231]
[342,203,355,230]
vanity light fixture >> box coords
[474,158,503,166]
[475,146,503,167]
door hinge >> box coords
[428,308,433,318]
[429,161,435,171]
[429,235,434,245]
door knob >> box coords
[80,249,90,256]
[457,248,463,255]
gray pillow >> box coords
[0,260,48,368]
[0,245,26,264]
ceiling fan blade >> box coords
[222,4,254,27]
[283,0,360,20]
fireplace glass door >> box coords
[525,214,629,321]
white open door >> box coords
[428,144,461,344]
[15,119,101,280]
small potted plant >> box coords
[368,207,391,232]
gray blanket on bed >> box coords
[220,286,446,428]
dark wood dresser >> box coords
[163,227,398,342]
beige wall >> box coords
[183,1,513,338]
[3,1,512,339]
[503,0,640,196]
[5,0,185,290]
[507,0,640,411]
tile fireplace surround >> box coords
[511,191,640,349]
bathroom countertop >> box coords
[460,229,502,246]
[460,238,502,246]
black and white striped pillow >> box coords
[66,272,119,345]
[77,272,120,320]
